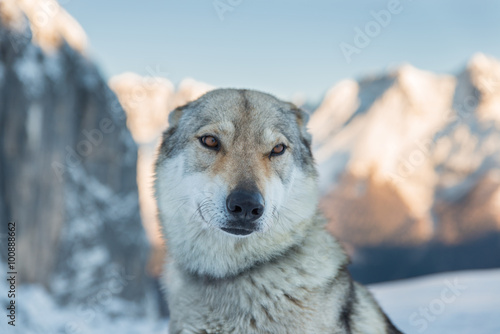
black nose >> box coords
[226,190,264,221]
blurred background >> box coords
[1,0,499,333]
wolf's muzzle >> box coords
[223,190,264,235]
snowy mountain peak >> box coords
[308,79,359,145]
[466,53,500,96]
[0,0,88,52]
[467,52,500,75]
[454,54,500,123]
[109,72,175,144]
[313,56,500,248]
[175,77,215,107]
[392,64,456,114]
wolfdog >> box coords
[154,89,402,333]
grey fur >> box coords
[154,89,402,334]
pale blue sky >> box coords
[62,0,500,102]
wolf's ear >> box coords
[168,102,191,127]
[168,108,183,127]
[289,103,312,144]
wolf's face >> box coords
[155,89,318,277]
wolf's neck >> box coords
[177,218,348,288]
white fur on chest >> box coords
[165,227,349,334]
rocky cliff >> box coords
[0,0,151,311]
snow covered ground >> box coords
[2,269,499,333]
[371,269,500,333]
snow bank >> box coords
[371,268,500,334]
[0,269,168,334]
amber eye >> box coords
[270,144,286,157]
[200,135,219,150]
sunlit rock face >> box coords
[432,54,500,244]
[311,55,500,282]
[312,65,457,247]
[0,0,150,311]
[109,73,175,144]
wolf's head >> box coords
[155,89,319,278]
